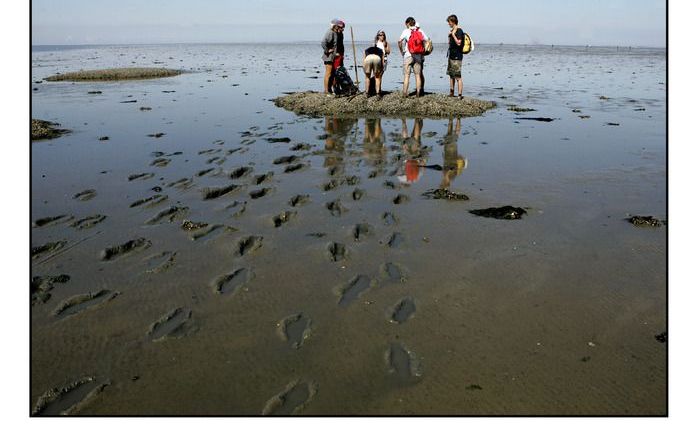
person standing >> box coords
[321,19,345,96]
[398,17,429,97]
[446,14,465,98]
[374,30,391,70]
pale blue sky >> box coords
[32,0,666,47]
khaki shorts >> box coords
[447,59,462,78]
[403,55,423,76]
[363,54,383,77]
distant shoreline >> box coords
[32,42,667,51]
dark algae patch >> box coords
[274,91,496,118]
[262,380,318,415]
[32,119,70,140]
[470,206,527,220]
[44,67,181,82]
[32,377,109,416]
[626,215,665,227]
[422,188,469,201]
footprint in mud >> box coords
[212,267,254,294]
[385,342,422,381]
[196,167,217,177]
[276,313,312,349]
[289,194,310,207]
[71,214,106,230]
[144,205,189,225]
[327,242,347,262]
[344,175,360,186]
[385,232,405,249]
[334,275,375,307]
[254,172,274,185]
[168,177,194,189]
[198,148,221,155]
[32,214,74,228]
[382,211,398,226]
[273,211,297,228]
[393,194,410,205]
[146,307,196,342]
[327,165,342,177]
[207,156,227,165]
[384,180,396,189]
[53,289,120,319]
[143,251,176,273]
[249,187,272,199]
[190,224,237,242]
[325,199,346,217]
[266,137,292,144]
[290,143,312,151]
[273,155,299,165]
[351,223,373,241]
[128,172,155,181]
[284,163,306,173]
[147,132,165,138]
[262,380,318,416]
[380,262,407,282]
[236,235,263,257]
[150,157,171,167]
[225,200,247,217]
[73,189,96,201]
[322,179,341,191]
[32,240,67,260]
[351,189,365,201]
[31,274,70,305]
[100,238,151,261]
[229,166,253,179]
[32,377,109,416]
[388,297,416,323]
[202,183,240,200]
[129,194,168,208]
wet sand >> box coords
[31,43,666,415]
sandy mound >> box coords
[274,91,496,118]
[32,119,70,141]
[44,68,181,82]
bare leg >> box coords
[420,71,425,95]
[457,77,463,96]
[375,74,382,95]
[415,73,422,97]
[324,64,333,93]
[365,73,371,93]
[449,77,455,96]
[403,71,411,96]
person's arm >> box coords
[385,41,391,55]
[451,28,462,46]
[398,39,404,56]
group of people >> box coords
[321,15,468,98]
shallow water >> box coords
[31,43,666,415]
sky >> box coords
[31,0,666,47]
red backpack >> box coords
[407,29,425,55]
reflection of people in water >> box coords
[440,118,467,189]
[324,116,356,170]
[362,118,386,168]
[399,118,426,184]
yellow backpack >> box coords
[462,32,473,54]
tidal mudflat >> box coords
[31,43,666,415]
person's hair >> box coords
[375,30,386,44]
[405,17,416,26]
[447,14,458,24]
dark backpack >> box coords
[333,66,358,96]
[407,29,425,55]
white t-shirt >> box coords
[399,27,429,59]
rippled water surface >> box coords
[31,43,666,415]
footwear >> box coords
[458,95,463,100]
[325,93,335,97]
[449,90,454,97]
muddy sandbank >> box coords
[273,91,496,118]
[44,67,181,82]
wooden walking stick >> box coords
[350,26,360,86]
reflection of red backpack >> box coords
[405,159,421,182]
[407,29,425,54]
